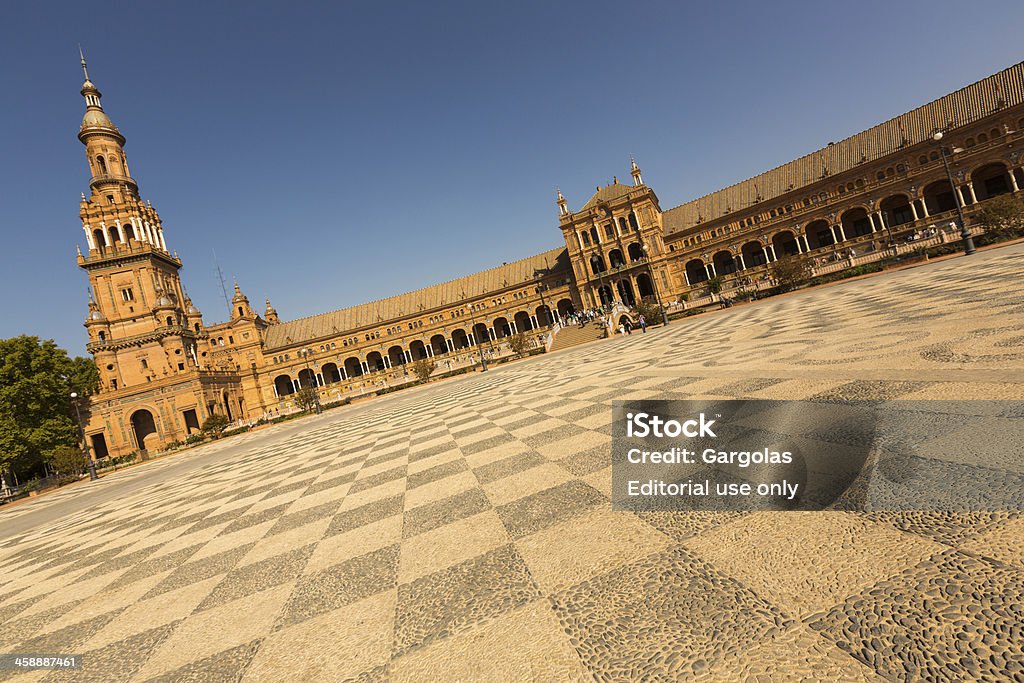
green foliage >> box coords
[706,276,723,294]
[635,299,664,324]
[508,332,531,357]
[0,336,98,478]
[48,445,88,477]
[200,414,231,437]
[974,194,1024,239]
[411,358,437,382]
[293,386,320,413]
[677,293,689,303]
[771,255,813,293]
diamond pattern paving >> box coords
[0,244,1022,680]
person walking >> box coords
[624,319,632,335]
[638,314,647,333]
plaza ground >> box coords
[0,243,1022,681]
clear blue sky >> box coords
[3,0,1023,353]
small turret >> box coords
[557,188,569,217]
[631,157,643,186]
[264,298,280,325]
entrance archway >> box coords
[636,273,654,299]
[685,259,707,284]
[712,250,737,276]
[274,374,294,396]
[923,179,956,214]
[616,279,636,307]
[130,409,158,453]
[841,208,872,239]
[514,311,532,332]
[971,163,1013,200]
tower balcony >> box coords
[78,239,181,268]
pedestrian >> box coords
[639,315,647,333]
[618,323,625,336]
[624,319,632,335]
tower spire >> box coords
[630,156,643,186]
[79,45,89,82]
[556,187,569,217]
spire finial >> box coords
[79,45,90,82]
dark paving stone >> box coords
[42,622,178,683]
[636,511,748,543]
[185,507,251,535]
[141,544,255,600]
[222,503,293,535]
[556,403,608,424]
[348,465,407,495]
[520,424,588,449]
[363,448,408,470]
[403,489,492,539]
[264,478,315,498]
[0,594,45,627]
[304,471,357,495]
[408,440,460,464]
[810,380,932,403]
[325,495,404,537]
[102,543,207,591]
[198,544,315,611]
[559,444,611,476]
[142,638,263,683]
[458,432,516,456]
[496,481,605,539]
[0,601,86,649]
[13,611,124,659]
[406,460,469,490]
[392,544,540,657]
[277,545,399,628]
[340,663,389,682]
[473,451,546,485]
[809,550,1024,682]
[863,510,1020,546]
[551,544,790,681]
[266,500,344,537]
[709,377,786,396]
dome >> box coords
[187,303,201,316]
[156,294,173,307]
[81,109,117,130]
[89,309,105,321]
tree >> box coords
[508,332,531,358]
[48,445,88,478]
[975,194,1024,240]
[411,358,436,382]
[771,255,813,293]
[293,386,320,413]
[706,276,723,294]
[0,336,99,480]
[635,299,664,325]
[200,414,231,437]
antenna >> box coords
[213,249,231,314]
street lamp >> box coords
[297,348,322,414]
[462,292,487,372]
[639,241,670,326]
[69,392,98,481]
[932,130,976,255]
[532,271,551,328]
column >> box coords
[273,384,279,398]
[909,201,919,222]
[762,246,771,264]
[875,212,887,232]
[489,328,496,340]
[361,361,369,374]
[827,225,838,244]
[383,357,391,369]
[316,373,324,387]
[965,183,977,204]
[114,220,126,243]
[469,333,476,346]
[834,224,846,242]
[446,339,454,352]
[404,350,412,363]
[576,232,584,249]
[530,315,538,328]
[867,214,877,232]
[510,321,517,333]
[920,198,930,218]
[426,346,433,358]
[683,270,690,286]
[292,379,299,392]
[955,186,967,207]
[340,367,347,380]
[84,225,96,250]
[705,264,715,279]
[736,253,746,270]
[802,235,811,252]
[1009,170,1020,193]
[158,229,167,250]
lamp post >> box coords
[640,241,670,326]
[462,292,487,372]
[532,271,551,328]
[69,392,98,481]
[932,130,976,255]
[297,348,322,414]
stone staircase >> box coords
[550,320,607,352]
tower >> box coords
[74,54,259,457]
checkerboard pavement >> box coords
[0,244,1023,681]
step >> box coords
[550,322,607,352]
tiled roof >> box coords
[263,247,570,350]
[580,182,635,211]
[662,61,1024,234]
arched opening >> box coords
[535,305,552,327]
[108,226,121,244]
[742,240,768,267]
[366,351,385,372]
[165,316,173,327]
[452,328,470,350]
[409,339,428,360]
[589,254,607,275]
[493,317,511,338]
[321,362,341,384]
[972,163,1013,201]
[92,228,106,248]
[712,250,737,276]
[880,195,914,228]
[97,331,106,342]
[387,345,406,367]
[589,227,599,243]
[616,279,636,307]
[636,273,654,299]
[274,375,295,396]
[923,179,957,214]
[685,259,708,284]
[805,219,834,250]
[597,285,614,306]
[130,409,158,453]
[556,298,574,317]
[627,242,644,262]
[123,224,136,241]
[96,155,108,175]
[471,322,490,346]
[514,311,532,332]
[841,208,872,239]
[430,334,448,355]
[608,249,625,268]
[297,368,316,388]
[222,391,233,421]
[343,357,363,378]
[628,212,639,230]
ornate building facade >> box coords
[74,58,1024,457]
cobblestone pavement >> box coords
[1,244,1023,682]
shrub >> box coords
[294,386,321,413]
[411,358,437,382]
[508,332,531,357]
[48,446,88,477]
[635,299,664,325]
[771,255,812,293]
[706,276,723,294]
[974,194,1024,239]
[200,414,231,437]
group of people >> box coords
[615,314,648,336]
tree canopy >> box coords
[0,336,99,478]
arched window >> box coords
[919,155,928,165]
[628,212,639,231]
[966,138,976,148]
[581,231,591,246]
[589,226,599,243]
[96,155,108,175]
[98,331,106,342]
[165,316,173,326]
[92,228,106,247]
[238,306,244,317]
[978,133,988,143]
